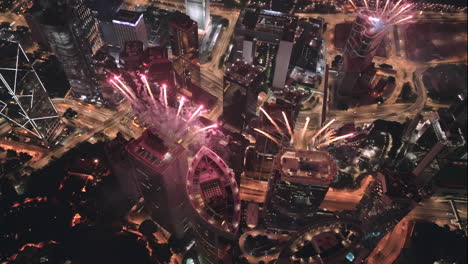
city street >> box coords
[24,99,134,169]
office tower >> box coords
[31,0,103,99]
[222,60,265,132]
[168,11,199,60]
[290,18,325,74]
[186,146,241,263]
[113,10,148,49]
[272,19,296,89]
[337,2,414,96]
[88,0,123,47]
[411,109,465,181]
[263,149,337,231]
[185,0,210,30]
[357,170,421,249]
[235,9,298,86]
[0,41,61,143]
[125,129,190,238]
[337,14,386,96]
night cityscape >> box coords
[0,0,466,263]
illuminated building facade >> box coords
[31,0,103,99]
[185,0,210,30]
[186,146,241,263]
[113,10,148,49]
[88,0,124,47]
[264,149,337,231]
[336,2,414,97]
[0,41,61,143]
[337,11,388,96]
[168,11,199,60]
[125,129,191,238]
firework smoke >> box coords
[108,74,217,144]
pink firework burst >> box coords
[348,0,416,27]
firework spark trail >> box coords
[109,80,133,101]
[376,0,379,10]
[114,76,136,100]
[188,105,204,123]
[300,117,311,146]
[394,15,413,25]
[382,0,390,13]
[316,129,335,145]
[389,0,404,14]
[176,97,185,117]
[348,0,357,9]
[388,4,412,21]
[253,128,282,146]
[282,111,294,143]
[110,78,131,99]
[311,118,336,141]
[317,133,355,148]
[259,107,285,136]
[162,84,168,109]
[109,73,224,148]
[140,75,157,105]
[195,124,218,134]
[363,0,368,8]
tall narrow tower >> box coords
[337,0,414,96]
[185,0,210,30]
[30,0,103,99]
[186,146,241,263]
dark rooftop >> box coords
[225,60,264,87]
[87,0,123,20]
[168,11,197,31]
[113,9,143,25]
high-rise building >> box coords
[144,46,177,90]
[112,10,148,49]
[119,40,144,70]
[23,12,50,50]
[124,129,190,238]
[336,3,414,97]
[168,11,199,60]
[272,18,296,89]
[0,41,61,143]
[186,146,241,263]
[411,109,466,182]
[185,0,210,30]
[235,9,298,87]
[88,0,123,47]
[222,60,265,132]
[356,170,421,249]
[29,0,103,99]
[337,10,388,96]
[263,149,337,231]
